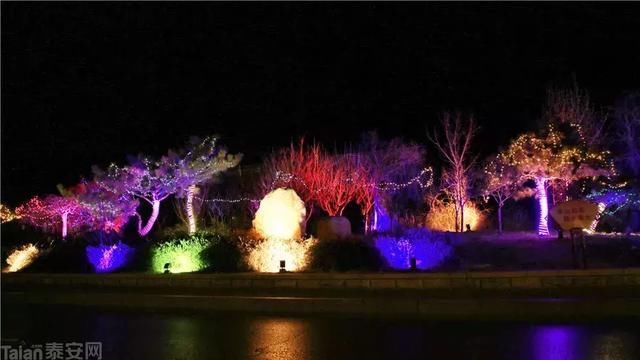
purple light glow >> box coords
[86,242,135,273]
[372,196,392,232]
[374,228,452,270]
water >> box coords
[2,305,639,359]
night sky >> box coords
[2,3,640,205]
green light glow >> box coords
[151,236,209,273]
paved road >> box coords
[2,304,640,359]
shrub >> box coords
[425,200,486,231]
[307,237,385,272]
[200,234,247,272]
[24,238,92,273]
[3,243,40,273]
[374,227,453,270]
[86,242,135,273]
[246,236,317,273]
[150,236,210,273]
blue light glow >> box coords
[86,242,135,273]
[374,228,452,270]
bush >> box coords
[200,234,247,272]
[150,236,210,273]
[373,227,453,270]
[24,237,92,273]
[307,237,385,272]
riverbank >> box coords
[3,269,640,320]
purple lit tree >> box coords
[172,136,242,235]
[94,155,184,237]
[94,136,241,237]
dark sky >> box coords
[2,3,640,205]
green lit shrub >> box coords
[151,236,209,273]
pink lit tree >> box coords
[15,195,92,239]
[63,181,139,235]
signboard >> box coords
[550,200,599,231]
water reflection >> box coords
[591,332,638,360]
[2,305,640,360]
[247,318,310,360]
[530,325,585,360]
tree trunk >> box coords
[535,177,550,236]
[186,185,197,235]
[498,205,503,233]
[139,199,161,237]
[61,212,68,239]
[460,200,465,232]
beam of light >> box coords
[151,237,209,273]
[247,237,317,273]
[253,188,306,240]
[3,244,39,273]
[86,242,135,273]
[374,228,452,270]
[536,177,550,236]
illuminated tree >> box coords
[501,126,613,235]
[172,137,242,234]
[260,139,374,227]
[65,181,139,235]
[15,195,92,238]
[482,154,521,233]
[95,136,240,237]
[93,156,180,237]
[429,112,478,232]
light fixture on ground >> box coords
[279,260,286,273]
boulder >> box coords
[316,216,352,240]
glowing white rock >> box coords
[253,188,306,240]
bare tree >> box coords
[614,93,640,178]
[429,112,478,232]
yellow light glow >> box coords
[4,244,39,273]
[425,202,485,232]
[247,236,317,273]
[253,188,306,240]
